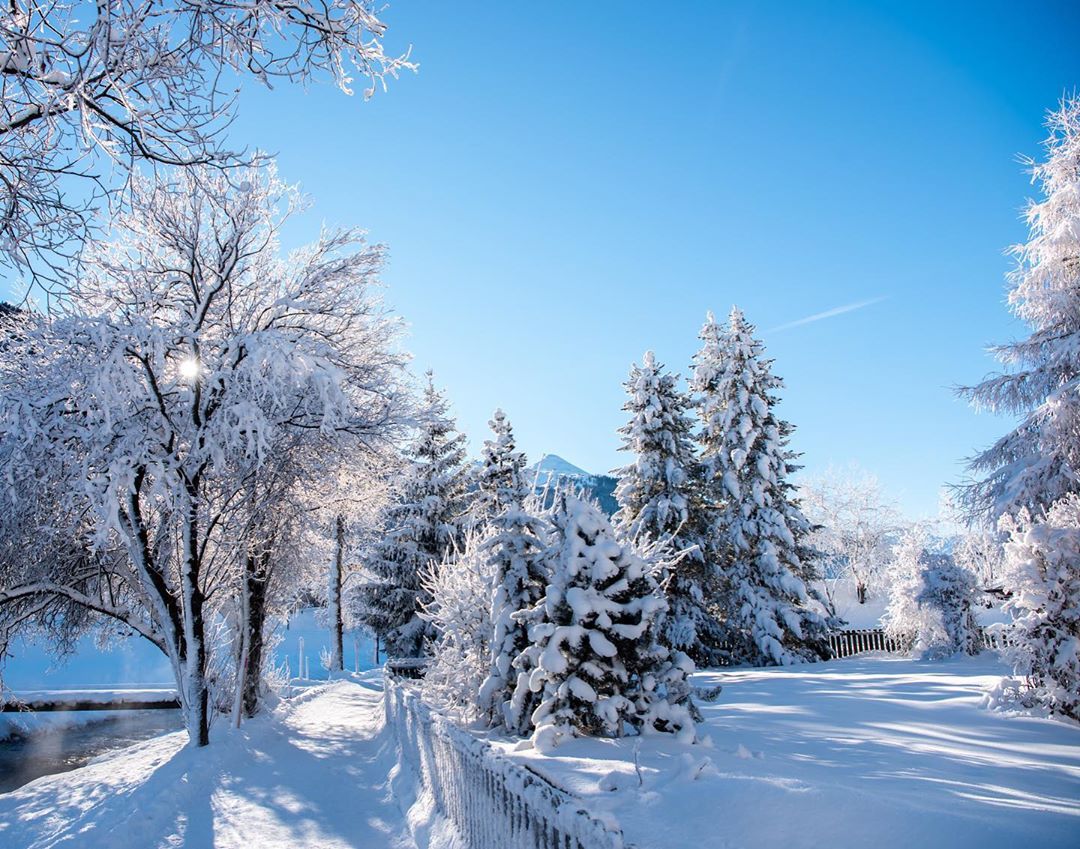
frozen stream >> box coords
[0,710,181,793]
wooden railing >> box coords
[384,671,626,849]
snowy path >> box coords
[0,677,415,849]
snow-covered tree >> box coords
[420,529,496,721]
[882,527,930,649]
[691,307,830,666]
[353,374,470,658]
[916,557,983,659]
[478,496,551,732]
[611,351,725,665]
[514,495,695,751]
[958,97,1080,523]
[0,165,408,745]
[801,466,905,608]
[995,495,1080,720]
[883,527,982,659]
[0,0,413,290]
[470,409,531,528]
[954,527,1007,592]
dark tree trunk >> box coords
[242,556,270,718]
[185,590,210,747]
[329,514,345,672]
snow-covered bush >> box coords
[994,496,1080,721]
[691,307,830,665]
[884,528,982,659]
[612,351,726,666]
[420,530,496,722]
[514,495,695,752]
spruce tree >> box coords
[959,97,1080,522]
[354,373,469,658]
[470,408,531,528]
[691,307,829,665]
[478,503,550,732]
[471,410,552,731]
[515,495,695,751]
[612,351,726,666]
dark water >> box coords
[0,710,182,793]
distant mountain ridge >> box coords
[526,454,619,516]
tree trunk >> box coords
[180,491,210,747]
[329,514,345,673]
[181,611,210,747]
[242,555,269,718]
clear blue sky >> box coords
[33,2,1080,517]
[216,1,1080,519]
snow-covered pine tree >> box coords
[611,351,726,666]
[995,495,1080,720]
[958,97,1080,523]
[353,374,470,658]
[471,411,552,732]
[470,409,531,528]
[515,494,695,752]
[691,307,830,666]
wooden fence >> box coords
[384,671,627,849]
[828,629,908,659]
[828,627,1007,659]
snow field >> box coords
[1,658,1077,849]
[487,655,1080,849]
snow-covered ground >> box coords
[2,657,1077,849]
[489,655,1080,849]
[0,675,417,849]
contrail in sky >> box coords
[770,295,889,333]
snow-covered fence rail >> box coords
[829,628,1007,659]
[384,674,626,849]
[384,657,429,680]
[828,629,907,658]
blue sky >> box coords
[24,1,1080,518]
[235,1,1080,518]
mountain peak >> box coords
[532,453,591,479]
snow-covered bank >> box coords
[488,655,1080,849]
[0,709,181,793]
[0,676,415,849]
[0,700,179,744]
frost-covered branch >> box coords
[0,0,415,292]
